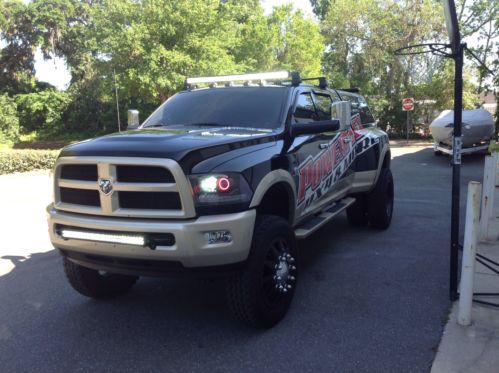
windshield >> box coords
[143,87,288,130]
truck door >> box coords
[290,90,355,222]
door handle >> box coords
[343,138,352,143]
[319,143,329,149]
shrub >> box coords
[0,94,21,142]
[0,149,60,174]
[15,90,71,134]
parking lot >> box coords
[0,145,485,372]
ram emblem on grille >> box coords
[98,178,113,195]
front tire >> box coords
[367,168,394,229]
[63,258,138,299]
[226,215,298,328]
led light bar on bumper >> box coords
[189,173,253,214]
[55,225,176,248]
[60,229,146,246]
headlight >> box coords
[188,173,253,213]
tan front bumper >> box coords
[47,205,256,267]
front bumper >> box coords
[47,204,256,268]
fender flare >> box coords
[373,143,391,185]
[249,170,296,222]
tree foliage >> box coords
[0,0,495,142]
[15,90,71,134]
[0,94,20,142]
[315,0,486,134]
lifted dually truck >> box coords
[47,71,393,328]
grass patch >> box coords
[0,149,60,174]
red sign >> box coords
[402,97,415,111]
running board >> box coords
[294,197,356,239]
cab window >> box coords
[357,96,375,125]
[313,93,332,120]
[340,92,375,126]
[294,93,318,122]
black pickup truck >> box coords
[47,71,393,328]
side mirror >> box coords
[331,101,351,131]
[291,119,340,137]
[127,109,140,129]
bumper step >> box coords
[294,197,356,239]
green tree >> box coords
[314,0,484,134]
[0,94,20,142]
[0,0,37,94]
[456,0,498,93]
[266,5,323,77]
[89,0,246,102]
[15,90,71,134]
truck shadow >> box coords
[0,146,486,371]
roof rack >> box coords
[339,87,360,93]
[301,76,328,89]
[183,71,328,90]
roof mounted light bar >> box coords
[186,71,289,85]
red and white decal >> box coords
[297,127,356,206]
[295,114,379,208]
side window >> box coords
[294,93,317,122]
[358,96,375,125]
[313,93,332,120]
[330,91,341,102]
[340,93,361,116]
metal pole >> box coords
[457,181,481,326]
[114,69,121,133]
[406,110,409,142]
[449,43,464,301]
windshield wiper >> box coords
[143,123,168,128]
[187,122,229,127]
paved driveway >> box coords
[0,147,484,372]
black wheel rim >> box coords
[261,237,296,306]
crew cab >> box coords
[47,71,393,328]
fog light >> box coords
[60,229,146,246]
[206,230,233,244]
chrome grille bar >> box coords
[53,157,195,219]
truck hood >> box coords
[59,127,279,171]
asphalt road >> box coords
[0,146,485,372]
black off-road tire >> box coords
[226,215,298,328]
[346,195,369,227]
[434,150,443,156]
[63,258,138,299]
[367,168,394,230]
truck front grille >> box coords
[118,192,181,210]
[60,188,100,206]
[116,165,174,183]
[61,165,98,181]
[53,157,195,219]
